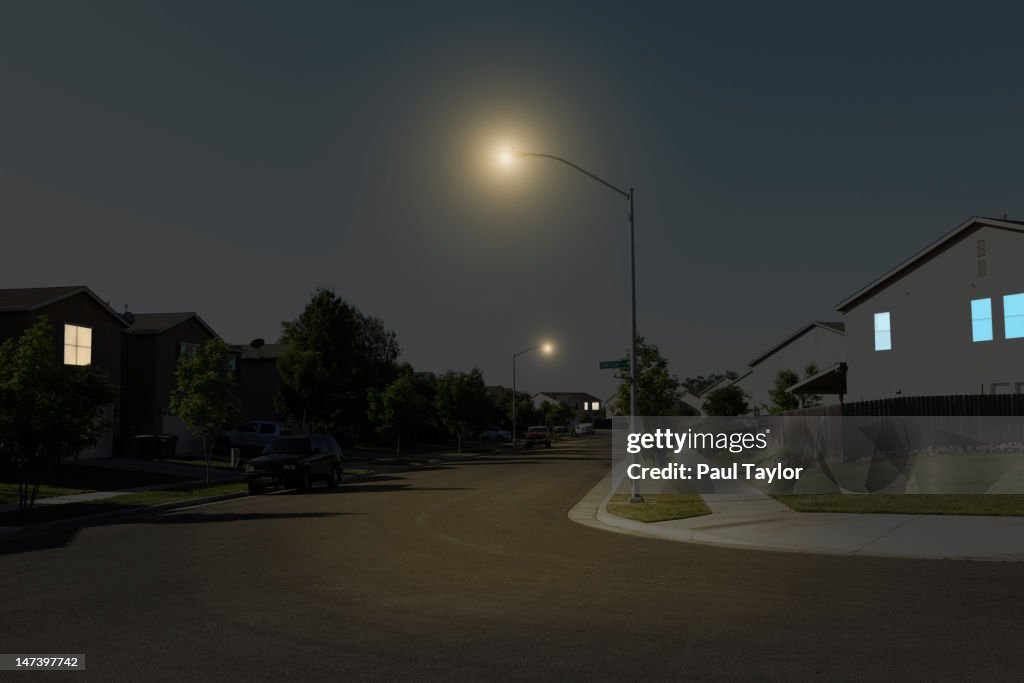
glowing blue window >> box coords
[1004,293,1024,339]
[873,312,891,351]
[971,298,993,342]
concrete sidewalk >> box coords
[569,472,1024,561]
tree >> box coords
[435,369,491,453]
[682,374,724,395]
[544,401,575,429]
[767,363,822,414]
[277,289,399,439]
[169,338,241,485]
[368,365,437,455]
[702,385,751,416]
[0,316,115,517]
[614,337,683,416]
[495,388,540,435]
[768,369,801,414]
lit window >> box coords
[591,401,600,410]
[1005,293,1024,339]
[63,324,92,366]
[971,298,993,342]
[873,312,891,351]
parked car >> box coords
[524,425,551,448]
[574,422,595,436]
[480,426,512,441]
[552,425,569,436]
[244,435,343,494]
[218,420,292,459]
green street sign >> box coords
[599,360,629,370]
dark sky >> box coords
[4,1,1024,400]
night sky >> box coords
[4,2,1024,400]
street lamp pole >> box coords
[515,152,642,502]
[512,345,542,449]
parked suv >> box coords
[524,425,551,448]
[244,435,343,494]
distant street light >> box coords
[512,342,553,449]
[501,149,642,502]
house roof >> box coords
[0,285,128,326]
[127,312,218,338]
[233,342,288,360]
[836,216,1024,312]
[534,391,603,404]
[788,362,848,396]
[748,321,845,367]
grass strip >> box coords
[774,494,1024,516]
[0,483,246,527]
[606,493,711,523]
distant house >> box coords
[532,391,604,422]
[124,312,220,453]
[232,342,289,423]
[836,216,1024,401]
[0,286,128,459]
[729,321,846,413]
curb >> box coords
[566,471,1024,562]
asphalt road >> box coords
[2,435,1023,681]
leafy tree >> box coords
[277,289,400,439]
[682,374,723,395]
[435,369,491,452]
[169,338,241,485]
[768,369,801,414]
[614,336,683,416]
[767,363,823,414]
[368,365,437,454]
[495,388,540,436]
[544,401,575,429]
[0,317,115,517]
[702,385,751,416]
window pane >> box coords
[78,326,92,349]
[592,402,600,410]
[64,324,76,345]
[64,345,77,365]
[873,312,891,350]
[971,298,993,342]
[78,346,91,366]
[1005,293,1024,339]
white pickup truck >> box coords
[221,421,293,455]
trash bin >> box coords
[133,435,158,459]
[158,434,178,459]
[133,434,178,459]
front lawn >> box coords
[0,464,187,505]
[774,494,1024,516]
[0,482,246,526]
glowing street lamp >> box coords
[500,148,642,502]
[512,342,553,449]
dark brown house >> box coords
[0,286,128,458]
[123,312,219,453]
[232,342,289,423]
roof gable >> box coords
[748,321,845,367]
[127,312,218,337]
[836,216,1024,312]
[0,286,128,327]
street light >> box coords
[512,342,553,449]
[502,149,642,503]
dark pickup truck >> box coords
[244,435,344,494]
